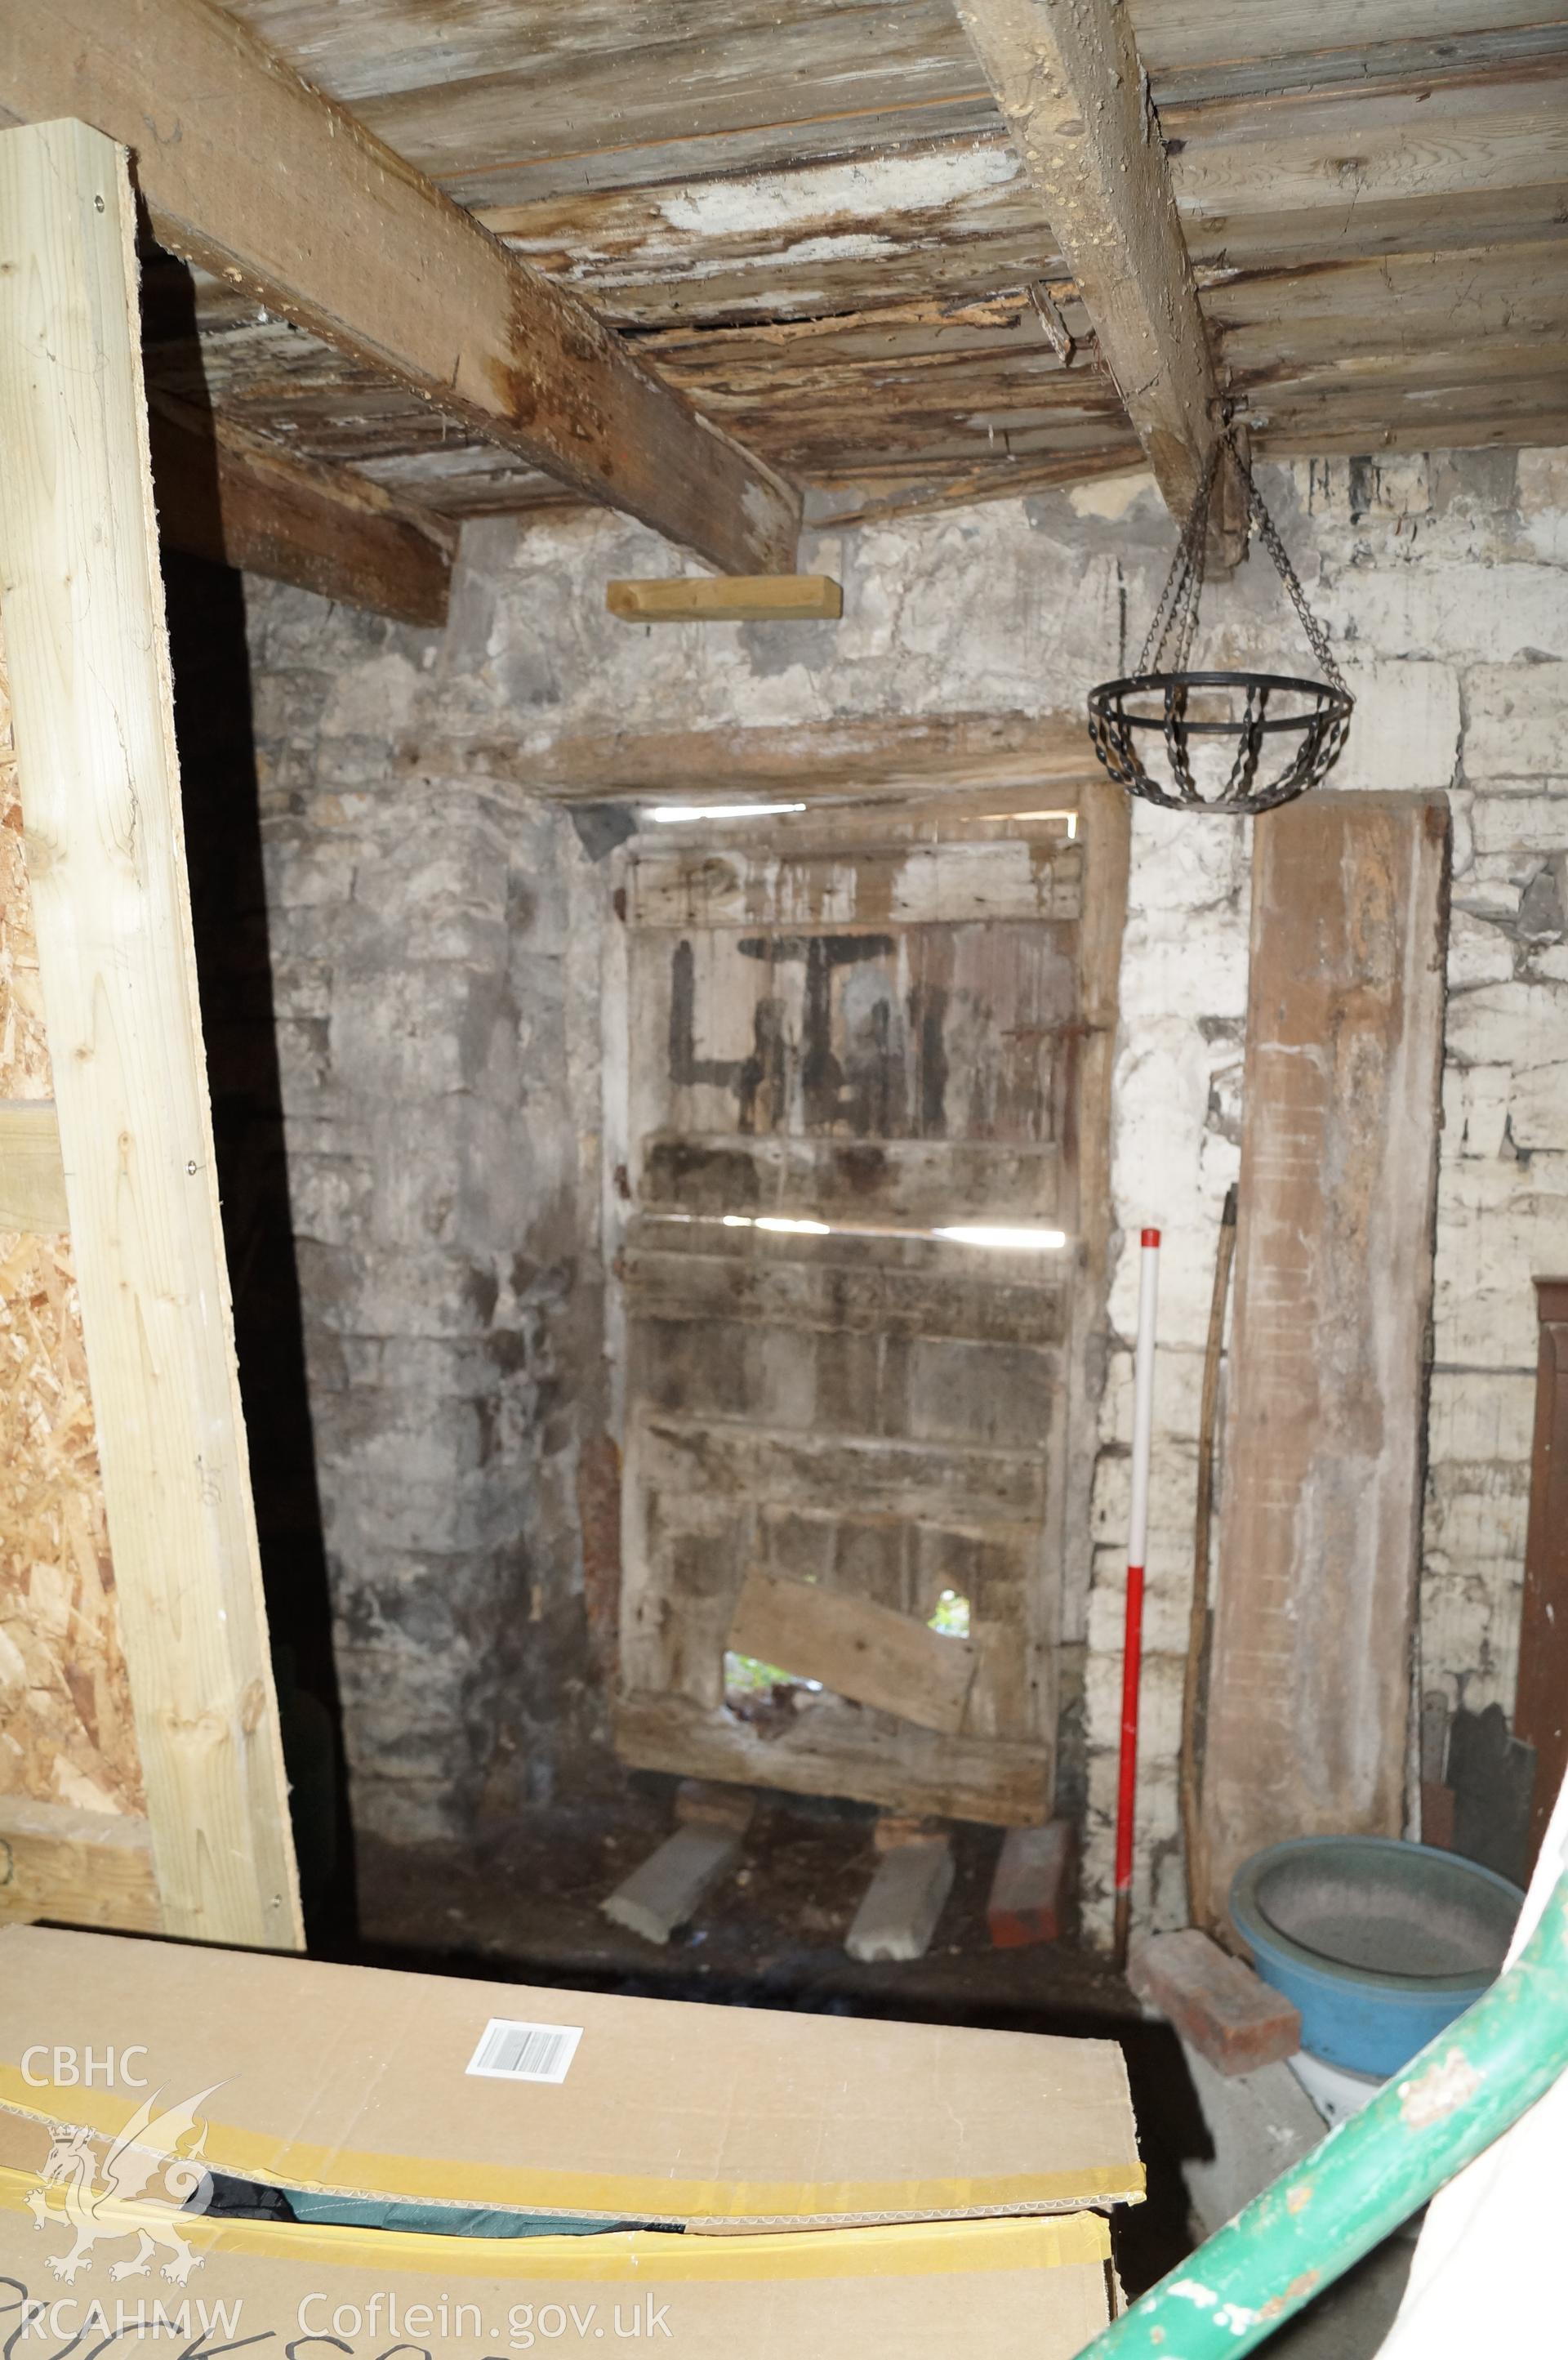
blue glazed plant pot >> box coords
[1229,1835,1523,2078]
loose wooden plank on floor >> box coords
[1199,793,1450,1930]
[729,1568,978,1737]
[0,120,301,1947]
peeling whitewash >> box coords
[244,445,1568,1934]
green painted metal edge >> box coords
[1080,1871,1568,2357]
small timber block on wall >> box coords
[1199,793,1450,1934]
[607,575,842,623]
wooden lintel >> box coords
[148,396,455,630]
[0,1798,163,1933]
[952,0,1241,551]
[0,1101,67,1234]
[608,575,842,624]
[0,3,801,577]
[437,709,1099,807]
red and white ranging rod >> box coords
[1113,1225,1160,1969]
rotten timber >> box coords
[1200,794,1450,1930]
[0,0,801,576]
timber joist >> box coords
[0,0,1556,570]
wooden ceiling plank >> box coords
[1188,185,1568,275]
[0,0,802,576]
[1258,412,1568,462]
[475,136,1061,329]
[1131,0,1553,76]
[1149,20,1568,109]
[1169,67,1568,228]
[818,445,1145,531]
[951,0,1235,543]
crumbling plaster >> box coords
[244,445,1568,1930]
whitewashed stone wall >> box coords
[244,445,1568,1911]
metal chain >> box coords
[1136,435,1219,676]
[1135,426,1348,692]
[1238,449,1349,692]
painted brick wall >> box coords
[241,447,1568,1908]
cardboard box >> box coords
[0,1925,1141,2359]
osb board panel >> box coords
[1200,795,1450,1929]
[0,664,145,1818]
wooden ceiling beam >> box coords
[952,0,1239,549]
[148,395,456,627]
[0,0,801,577]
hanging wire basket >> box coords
[1087,428,1353,815]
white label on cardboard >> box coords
[466,2019,583,2085]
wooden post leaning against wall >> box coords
[1200,792,1450,1934]
[0,118,301,1947]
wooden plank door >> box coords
[612,816,1115,1825]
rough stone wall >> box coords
[242,448,1568,1913]
[243,587,618,1842]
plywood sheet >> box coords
[1200,795,1450,1929]
[0,655,144,1820]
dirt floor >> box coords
[347,1784,1211,2302]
